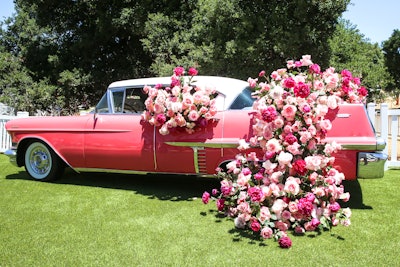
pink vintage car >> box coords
[5,76,387,181]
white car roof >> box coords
[107,76,249,110]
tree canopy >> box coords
[1,0,395,114]
[382,29,400,96]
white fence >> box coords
[367,103,400,169]
[0,113,29,152]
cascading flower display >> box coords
[141,67,217,135]
[203,55,366,248]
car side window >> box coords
[112,91,124,113]
[96,93,110,113]
[123,88,147,113]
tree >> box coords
[382,29,400,96]
[142,0,350,78]
[329,19,392,102]
[1,0,350,114]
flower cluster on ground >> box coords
[202,55,367,248]
[141,67,218,135]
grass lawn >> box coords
[0,154,399,266]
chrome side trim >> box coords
[166,139,385,151]
[153,126,157,170]
[165,140,239,148]
[341,144,378,150]
[73,168,216,178]
[192,147,200,173]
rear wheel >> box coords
[24,141,64,181]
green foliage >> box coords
[143,0,350,79]
[329,19,392,102]
[382,29,400,95]
[0,51,59,114]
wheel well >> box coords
[16,138,66,168]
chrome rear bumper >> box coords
[4,149,18,167]
[357,152,388,178]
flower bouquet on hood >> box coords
[203,55,367,248]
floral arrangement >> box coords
[202,55,368,248]
[141,67,218,135]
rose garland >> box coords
[203,55,367,248]
[141,67,218,135]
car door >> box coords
[83,88,155,172]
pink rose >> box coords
[250,219,261,232]
[284,176,301,195]
[294,82,310,98]
[188,110,200,121]
[277,151,293,166]
[248,77,258,88]
[248,186,263,202]
[281,104,297,121]
[266,138,282,153]
[275,221,289,231]
[329,202,341,212]
[259,206,271,223]
[271,199,288,216]
[156,113,166,125]
[278,236,292,248]
[216,198,225,211]
[309,63,321,74]
[292,159,307,175]
[261,106,277,122]
[260,227,273,239]
[283,77,296,88]
[173,66,185,76]
[202,191,210,204]
[188,67,198,76]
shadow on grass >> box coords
[6,168,372,208]
[6,168,220,202]
[340,179,373,209]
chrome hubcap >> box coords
[29,148,51,175]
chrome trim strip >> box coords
[337,113,351,118]
[341,144,380,151]
[165,140,239,148]
[73,168,216,178]
[192,147,199,173]
[153,126,157,170]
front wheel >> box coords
[24,141,64,181]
